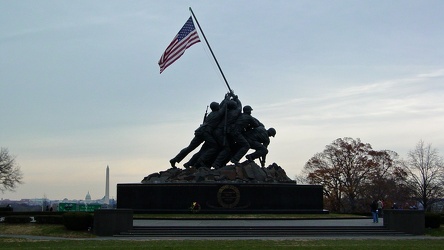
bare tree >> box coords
[304,138,381,212]
[304,138,406,213]
[294,173,309,185]
[0,148,23,193]
[402,140,444,210]
[361,150,410,210]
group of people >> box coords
[370,199,384,223]
[169,92,276,170]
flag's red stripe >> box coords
[159,31,199,68]
[158,18,201,74]
[159,32,200,72]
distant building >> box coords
[0,166,116,211]
[104,166,110,205]
[85,191,92,203]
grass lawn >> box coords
[0,223,95,238]
[1,238,444,249]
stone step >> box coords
[115,226,411,237]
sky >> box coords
[1,0,443,201]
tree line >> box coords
[2,138,444,214]
[299,138,444,213]
[0,148,23,194]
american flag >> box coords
[158,17,201,74]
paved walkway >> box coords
[133,218,383,227]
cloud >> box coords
[259,68,444,123]
[416,69,444,78]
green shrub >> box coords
[34,215,64,224]
[4,215,32,224]
[62,212,93,230]
[425,213,441,228]
[0,206,13,212]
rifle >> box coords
[202,105,209,124]
[223,103,228,146]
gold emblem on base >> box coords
[217,185,240,208]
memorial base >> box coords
[117,183,325,214]
[383,209,425,235]
[93,209,133,236]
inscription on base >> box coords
[217,185,240,208]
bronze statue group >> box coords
[170,92,276,170]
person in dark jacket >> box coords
[370,200,379,223]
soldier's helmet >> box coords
[210,102,220,111]
[227,100,238,110]
[267,128,276,137]
[243,105,253,113]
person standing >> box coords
[377,199,384,218]
[370,200,379,223]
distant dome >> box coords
[85,191,91,201]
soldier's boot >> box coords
[169,159,177,168]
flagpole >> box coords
[189,7,234,94]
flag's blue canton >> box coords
[158,16,201,73]
[177,17,196,41]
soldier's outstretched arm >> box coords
[233,96,242,110]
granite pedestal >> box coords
[117,183,324,213]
